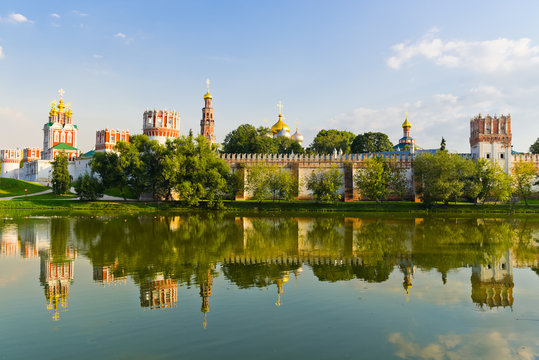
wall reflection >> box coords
[0,215,537,323]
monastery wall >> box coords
[221,152,415,201]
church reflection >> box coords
[0,215,537,324]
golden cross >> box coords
[264,119,268,127]
[206,78,210,92]
[66,102,72,109]
[277,101,283,115]
[295,120,298,130]
[50,100,57,107]
[58,88,65,98]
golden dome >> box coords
[204,91,212,100]
[57,98,65,112]
[402,114,411,129]
[271,114,290,134]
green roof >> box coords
[51,143,78,151]
[80,150,95,158]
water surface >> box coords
[0,214,538,359]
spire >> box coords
[203,78,212,100]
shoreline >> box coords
[0,199,538,216]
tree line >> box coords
[222,124,394,154]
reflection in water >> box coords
[40,247,76,321]
[0,215,538,325]
[471,249,514,309]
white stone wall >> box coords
[1,162,21,179]
[69,158,92,181]
[19,158,92,185]
[471,142,511,173]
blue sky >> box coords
[1,0,539,152]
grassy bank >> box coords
[0,198,538,215]
[0,178,48,197]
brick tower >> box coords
[470,114,512,171]
[143,109,180,145]
[200,79,216,145]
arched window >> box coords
[67,133,72,144]
[61,132,65,143]
[54,132,59,143]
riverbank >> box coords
[0,198,538,215]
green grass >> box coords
[0,178,48,198]
[0,198,537,215]
[104,186,137,199]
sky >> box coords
[1,0,539,153]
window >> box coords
[54,132,59,142]
[67,133,72,144]
[486,153,490,159]
[500,153,504,159]
[61,132,65,143]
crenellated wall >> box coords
[221,152,415,201]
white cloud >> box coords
[0,46,4,59]
[72,10,87,17]
[389,331,538,360]
[0,13,33,24]
[50,13,60,18]
[114,32,133,44]
[434,94,458,104]
[387,30,539,73]
[329,87,515,152]
[92,54,103,59]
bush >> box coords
[73,174,104,201]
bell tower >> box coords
[200,79,216,145]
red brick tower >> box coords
[200,79,216,145]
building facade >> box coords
[95,129,129,152]
[42,90,79,161]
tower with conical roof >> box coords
[200,79,216,145]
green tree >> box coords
[355,157,408,203]
[355,157,392,203]
[245,163,272,202]
[173,135,231,207]
[50,152,71,195]
[440,137,446,151]
[275,136,305,154]
[529,138,539,154]
[73,173,104,200]
[306,165,343,202]
[413,151,474,206]
[222,124,304,154]
[310,129,355,154]
[491,167,512,204]
[116,135,148,199]
[350,132,394,153]
[91,151,129,199]
[464,159,511,204]
[512,161,538,206]
[223,124,260,153]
